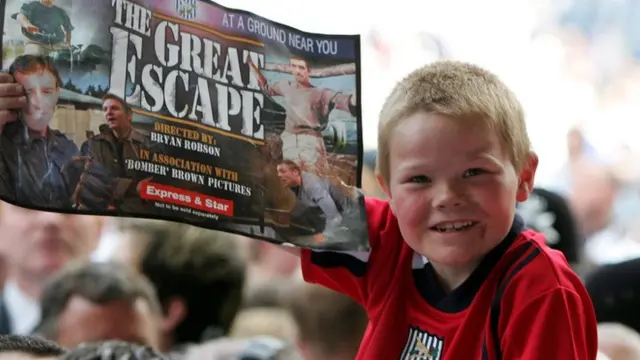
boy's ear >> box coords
[516,152,539,202]
[376,174,397,214]
[376,174,391,198]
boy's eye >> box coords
[463,168,485,178]
[409,175,431,184]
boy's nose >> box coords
[432,183,464,209]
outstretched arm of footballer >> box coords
[247,58,282,96]
[312,63,357,77]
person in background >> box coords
[569,161,618,238]
[0,334,66,360]
[597,323,640,360]
[244,241,300,304]
[229,307,297,341]
[585,257,640,335]
[288,282,367,360]
[79,130,95,155]
[516,187,589,274]
[97,124,109,135]
[93,219,246,354]
[0,202,102,335]
[576,163,640,265]
[33,262,162,349]
[568,161,639,266]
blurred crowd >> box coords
[0,194,370,360]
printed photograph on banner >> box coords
[0,0,368,251]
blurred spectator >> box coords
[230,307,297,341]
[585,257,640,334]
[597,323,640,360]
[245,241,300,293]
[0,202,102,334]
[96,219,246,353]
[0,334,66,360]
[565,161,640,265]
[517,187,587,271]
[98,124,110,135]
[567,127,601,164]
[288,283,367,360]
[243,276,296,309]
[569,160,618,238]
[60,341,168,360]
[33,262,162,349]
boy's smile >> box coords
[431,220,478,233]
[381,110,537,289]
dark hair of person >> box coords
[9,55,62,88]
[98,124,110,134]
[277,160,300,173]
[113,219,247,345]
[288,283,367,357]
[33,262,162,339]
[102,93,132,114]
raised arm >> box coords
[310,63,357,77]
[248,58,283,96]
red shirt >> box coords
[301,197,598,360]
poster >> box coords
[0,0,368,251]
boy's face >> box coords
[380,111,537,269]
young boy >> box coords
[300,61,598,359]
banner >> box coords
[0,0,369,251]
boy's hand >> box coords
[0,73,27,131]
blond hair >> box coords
[376,60,530,185]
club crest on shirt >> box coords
[399,327,444,360]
